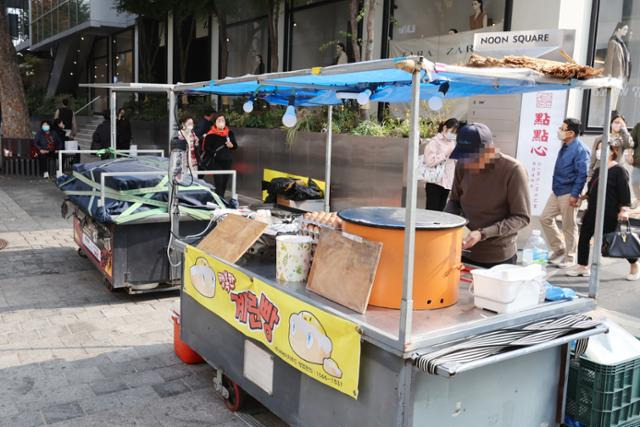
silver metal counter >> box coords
[233,255,596,358]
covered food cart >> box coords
[167,56,618,426]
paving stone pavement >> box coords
[0,176,284,427]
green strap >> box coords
[118,176,169,218]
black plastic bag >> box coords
[263,177,324,203]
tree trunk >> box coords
[349,0,361,62]
[139,18,161,83]
[0,1,32,139]
[268,0,279,72]
[364,0,376,61]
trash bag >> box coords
[263,177,324,203]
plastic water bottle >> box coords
[522,230,550,266]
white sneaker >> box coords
[549,250,565,265]
[566,265,590,277]
[43,171,49,179]
[627,272,640,281]
[558,261,576,269]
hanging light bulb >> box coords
[356,89,372,105]
[428,93,444,111]
[282,104,297,128]
[243,98,254,113]
[428,81,450,111]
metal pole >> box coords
[168,90,177,155]
[110,89,117,151]
[589,87,613,298]
[399,62,421,345]
[324,105,333,213]
[167,11,174,84]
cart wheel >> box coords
[77,248,87,258]
[103,278,114,292]
[221,376,244,412]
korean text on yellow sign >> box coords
[184,245,361,398]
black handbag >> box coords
[602,222,640,258]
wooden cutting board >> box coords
[197,214,267,263]
[306,230,382,314]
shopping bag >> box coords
[601,222,640,258]
[417,154,446,184]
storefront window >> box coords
[226,18,269,77]
[585,0,640,129]
[389,0,507,63]
[289,0,350,69]
[113,30,134,83]
[31,0,91,44]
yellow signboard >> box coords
[184,245,361,398]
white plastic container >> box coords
[471,264,546,314]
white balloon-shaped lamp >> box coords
[243,99,254,113]
[282,105,297,127]
[428,93,444,111]
[357,89,372,105]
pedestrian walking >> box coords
[567,141,639,280]
[540,118,590,268]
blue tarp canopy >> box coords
[183,56,621,105]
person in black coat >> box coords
[194,108,216,141]
[116,108,132,150]
[568,141,638,280]
[202,113,238,198]
[91,111,112,153]
[33,120,63,177]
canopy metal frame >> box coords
[80,56,620,352]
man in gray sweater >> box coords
[445,123,531,268]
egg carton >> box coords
[300,218,340,244]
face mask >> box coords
[612,123,622,132]
[446,132,457,141]
[42,125,50,132]
[186,124,194,131]
[557,130,566,140]
[217,122,226,130]
[596,149,601,161]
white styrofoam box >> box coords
[471,264,545,314]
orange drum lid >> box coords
[338,207,467,230]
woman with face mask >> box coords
[422,118,459,211]
[589,112,634,178]
[568,142,638,280]
[202,113,238,198]
[174,115,200,173]
[33,119,63,178]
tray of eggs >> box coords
[300,212,344,245]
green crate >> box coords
[566,356,640,427]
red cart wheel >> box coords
[222,376,244,412]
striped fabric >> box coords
[414,314,599,375]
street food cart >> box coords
[175,57,617,425]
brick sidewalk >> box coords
[0,176,275,427]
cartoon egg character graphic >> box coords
[189,257,216,298]
[289,311,342,378]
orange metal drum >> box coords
[338,207,466,310]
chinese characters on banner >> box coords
[516,91,568,216]
[183,245,361,399]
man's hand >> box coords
[225,140,233,148]
[40,150,48,154]
[462,230,482,250]
[569,196,579,207]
